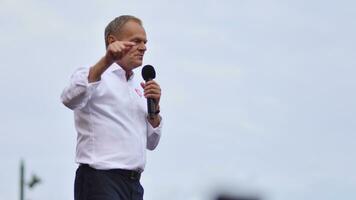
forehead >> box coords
[119,20,146,40]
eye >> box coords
[132,39,141,45]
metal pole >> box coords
[20,160,24,200]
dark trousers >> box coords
[74,164,144,200]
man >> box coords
[61,15,162,200]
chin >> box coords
[132,61,143,68]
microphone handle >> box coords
[146,78,156,119]
[147,97,156,119]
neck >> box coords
[116,61,133,81]
[125,70,133,81]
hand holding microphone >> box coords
[141,65,161,121]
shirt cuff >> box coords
[61,67,100,110]
[76,67,101,87]
[147,117,163,137]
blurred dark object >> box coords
[28,174,41,188]
[216,194,260,200]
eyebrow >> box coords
[130,37,147,43]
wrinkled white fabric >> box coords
[61,64,162,171]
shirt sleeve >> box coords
[60,67,100,110]
[146,117,163,150]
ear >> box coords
[107,35,117,44]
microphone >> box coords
[141,65,157,119]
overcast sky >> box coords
[1,0,355,200]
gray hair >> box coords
[104,15,142,48]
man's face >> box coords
[117,21,147,70]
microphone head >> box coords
[142,65,156,81]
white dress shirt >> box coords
[61,64,162,171]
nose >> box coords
[137,42,146,52]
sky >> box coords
[1,0,355,199]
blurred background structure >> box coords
[1,0,355,199]
[19,160,41,200]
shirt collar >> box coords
[110,63,135,80]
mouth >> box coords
[136,54,144,60]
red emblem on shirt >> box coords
[135,88,143,97]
